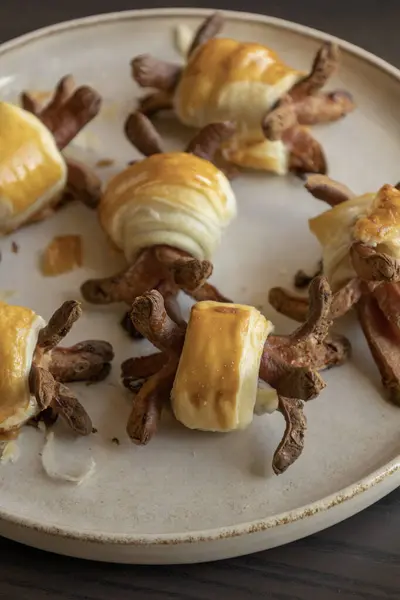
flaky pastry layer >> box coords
[171,301,272,432]
[173,38,301,174]
[309,185,400,291]
[0,103,67,234]
[174,38,302,129]
[353,184,400,256]
[100,152,237,261]
[0,302,45,430]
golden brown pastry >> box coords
[309,184,400,292]
[0,302,46,432]
[131,12,355,176]
[121,276,350,474]
[172,302,272,431]
[81,113,237,337]
[0,103,67,234]
[0,300,114,439]
[269,176,400,405]
[0,76,102,235]
[99,152,236,263]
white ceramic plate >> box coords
[0,8,399,565]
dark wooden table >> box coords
[0,1,399,598]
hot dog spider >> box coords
[269,175,400,404]
[131,12,355,177]
[81,112,238,336]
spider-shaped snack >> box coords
[0,300,114,440]
[131,12,355,177]
[121,276,350,474]
[269,175,400,403]
[0,75,102,235]
[81,112,237,337]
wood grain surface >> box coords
[0,1,399,598]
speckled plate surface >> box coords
[0,8,399,564]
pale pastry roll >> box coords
[174,39,302,129]
[173,39,303,174]
[0,302,45,434]
[0,103,67,235]
[309,185,400,292]
[99,152,237,261]
[171,301,272,432]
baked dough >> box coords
[0,103,67,234]
[0,302,45,432]
[175,38,302,128]
[171,301,272,432]
[309,185,400,291]
[173,38,303,174]
[99,152,237,261]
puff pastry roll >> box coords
[0,300,113,438]
[269,177,400,406]
[0,302,45,432]
[0,76,102,234]
[309,185,400,292]
[174,39,302,175]
[132,13,355,176]
[82,114,238,335]
[0,103,67,235]
[171,301,272,431]
[123,277,347,473]
[100,152,236,262]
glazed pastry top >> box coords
[0,302,45,431]
[100,152,237,261]
[0,103,67,234]
[171,301,272,432]
[173,39,303,175]
[174,38,302,129]
[309,185,400,291]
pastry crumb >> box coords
[174,24,194,57]
[96,158,114,168]
[41,235,82,276]
[111,437,120,445]
[92,427,98,434]
[11,241,19,254]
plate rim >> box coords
[0,6,399,547]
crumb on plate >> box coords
[41,235,82,276]
[96,158,115,168]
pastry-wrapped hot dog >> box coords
[121,277,350,473]
[100,152,236,262]
[0,103,67,234]
[0,300,114,438]
[82,113,237,337]
[0,75,102,234]
[269,177,400,405]
[132,12,355,176]
[0,303,46,432]
[309,184,400,292]
[172,302,272,431]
